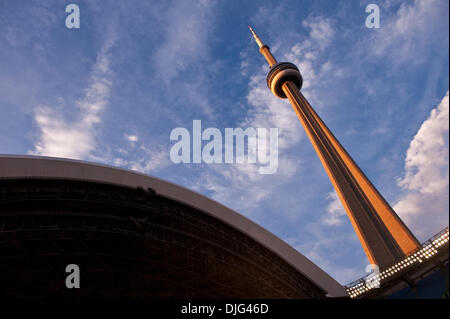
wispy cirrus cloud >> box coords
[370,0,449,65]
[191,14,339,212]
[151,0,217,118]
[29,33,116,159]
[153,0,214,84]
[126,145,170,173]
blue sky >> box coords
[0,0,448,284]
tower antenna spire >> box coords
[248,25,264,48]
[248,25,277,67]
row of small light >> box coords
[347,229,449,298]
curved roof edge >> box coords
[0,155,348,297]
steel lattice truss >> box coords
[0,179,325,299]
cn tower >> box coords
[249,26,421,269]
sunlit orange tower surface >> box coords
[249,26,421,269]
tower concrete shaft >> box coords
[249,26,421,269]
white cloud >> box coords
[245,74,303,149]
[150,0,216,118]
[129,145,170,173]
[323,190,347,226]
[110,143,170,174]
[302,16,335,51]
[371,0,449,64]
[153,0,213,83]
[282,16,341,106]
[32,107,95,159]
[126,134,139,143]
[394,91,449,239]
[30,33,116,159]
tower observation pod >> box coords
[249,26,421,270]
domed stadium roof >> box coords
[0,155,347,298]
